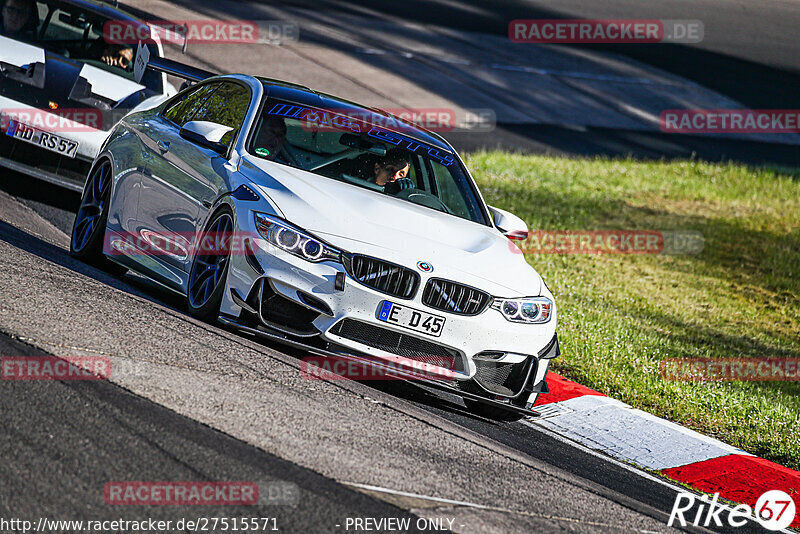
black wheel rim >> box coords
[72,161,111,252]
[188,213,233,309]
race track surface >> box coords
[1,0,793,531]
[0,171,769,533]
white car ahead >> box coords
[0,0,175,191]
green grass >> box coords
[464,152,800,470]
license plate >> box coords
[6,120,79,158]
[377,300,445,337]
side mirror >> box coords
[179,120,233,155]
[487,205,529,240]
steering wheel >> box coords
[394,188,452,214]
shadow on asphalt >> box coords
[154,0,800,166]
[449,124,800,167]
[0,218,491,426]
[0,333,428,530]
[308,0,800,112]
[0,219,188,313]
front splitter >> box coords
[218,315,539,417]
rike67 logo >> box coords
[669,490,796,531]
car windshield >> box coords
[249,98,489,225]
[0,0,163,92]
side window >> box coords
[409,154,426,190]
[431,160,471,220]
[162,83,220,128]
[40,6,97,43]
[188,82,251,146]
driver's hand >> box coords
[384,177,415,195]
[100,46,133,69]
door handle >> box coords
[156,140,170,152]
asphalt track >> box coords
[308,0,800,112]
[0,332,425,532]
[139,0,800,166]
[328,0,800,165]
[0,173,771,533]
[0,1,795,532]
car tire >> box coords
[187,207,234,322]
[70,159,127,276]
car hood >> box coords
[242,156,543,296]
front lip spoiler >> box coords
[218,315,539,417]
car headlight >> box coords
[491,297,553,324]
[254,212,342,263]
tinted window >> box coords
[163,83,220,127]
[189,82,251,146]
[163,82,250,146]
[430,160,479,220]
[249,98,489,225]
[2,0,162,92]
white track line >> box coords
[531,396,748,470]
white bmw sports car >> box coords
[0,0,175,191]
[70,60,559,420]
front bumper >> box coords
[218,313,547,417]
[221,207,558,405]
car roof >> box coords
[257,77,453,153]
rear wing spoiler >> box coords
[134,42,216,84]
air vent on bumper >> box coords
[329,318,463,372]
[473,354,536,397]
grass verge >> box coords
[464,152,800,470]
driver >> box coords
[371,148,413,190]
[84,28,136,70]
[1,0,38,40]
[341,148,414,193]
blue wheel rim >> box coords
[72,162,110,252]
[188,213,232,308]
